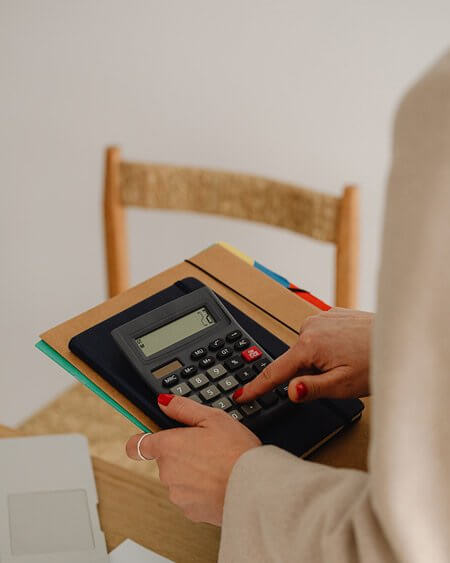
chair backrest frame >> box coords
[104,146,359,308]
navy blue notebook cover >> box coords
[69,277,364,458]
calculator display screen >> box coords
[135,307,216,357]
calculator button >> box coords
[212,397,232,411]
[236,368,255,384]
[228,409,243,421]
[170,382,191,396]
[218,375,239,392]
[188,373,209,389]
[207,364,227,380]
[234,338,251,351]
[224,356,244,371]
[162,373,179,387]
[253,358,271,373]
[259,390,279,408]
[180,365,197,378]
[200,385,221,402]
[191,347,207,360]
[242,346,263,363]
[188,394,204,404]
[226,330,242,343]
[199,356,215,369]
[276,383,289,398]
[217,346,233,360]
[240,401,262,416]
[209,338,225,351]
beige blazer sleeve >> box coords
[219,50,450,563]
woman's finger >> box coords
[287,367,351,403]
[233,344,311,403]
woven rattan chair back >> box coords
[104,147,359,308]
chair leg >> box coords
[336,185,359,309]
[104,146,129,297]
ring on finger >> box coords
[136,433,153,461]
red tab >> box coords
[289,284,331,311]
[241,346,263,363]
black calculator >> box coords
[111,286,292,428]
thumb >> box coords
[157,393,214,426]
[287,367,349,403]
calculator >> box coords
[111,286,292,429]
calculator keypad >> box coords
[259,390,279,408]
[218,375,239,392]
[236,368,254,384]
[276,383,289,398]
[209,338,225,351]
[180,365,197,378]
[241,401,262,416]
[159,330,289,428]
[207,364,227,380]
[163,373,179,387]
[216,346,233,360]
[188,373,209,389]
[234,338,250,351]
[212,397,232,411]
[191,347,208,360]
[170,382,191,396]
[199,356,215,369]
[242,345,263,363]
[253,358,270,373]
[200,385,221,402]
[224,356,244,371]
[188,394,203,404]
[226,330,242,343]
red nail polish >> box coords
[296,382,308,401]
[232,387,244,401]
[158,393,174,406]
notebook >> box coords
[65,277,363,458]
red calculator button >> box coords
[241,346,263,363]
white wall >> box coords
[1,0,449,426]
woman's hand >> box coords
[234,308,373,404]
[126,394,261,526]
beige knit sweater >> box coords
[219,50,450,563]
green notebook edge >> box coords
[35,340,152,434]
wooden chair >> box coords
[104,146,359,308]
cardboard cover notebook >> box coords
[37,245,365,460]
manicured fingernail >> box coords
[158,393,174,406]
[296,382,308,401]
[232,388,244,401]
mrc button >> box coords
[162,373,179,387]
[241,346,263,363]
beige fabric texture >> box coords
[120,162,340,242]
[220,51,450,562]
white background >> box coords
[1,1,449,425]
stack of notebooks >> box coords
[36,244,364,459]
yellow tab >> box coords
[217,242,253,265]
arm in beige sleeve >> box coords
[219,50,450,563]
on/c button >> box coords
[241,346,262,363]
